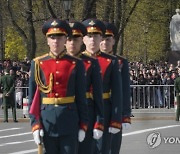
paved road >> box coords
[0,122,35,154]
[121,120,180,154]
[0,120,180,154]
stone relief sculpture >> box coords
[170,9,180,51]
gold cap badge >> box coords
[69,23,74,27]
[89,20,95,26]
[51,20,58,26]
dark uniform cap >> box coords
[42,18,72,36]
[103,21,118,37]
[69,21,87,37]
[82,19,106,35]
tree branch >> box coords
[118,0,140,35]
[44,0,57,18]
[103,0,111,21]
[82,0,96,20]
[7,0,28,42]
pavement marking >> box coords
[123,125,180,136]
[2,125,180,154]
[133,112,174,114]
[0,128,22,132]
[9,149,37,154]
[0,132,31,139]
[0,140,34,147]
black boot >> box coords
[14,120,18,123]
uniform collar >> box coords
[67,52,81,58]
[49,50,66,59]
[101,50,113,55]
[83,50,101,57]
[75,52,82,58]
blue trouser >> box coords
[110,129,122,154]
[43,134,78,154]
[94,100,112,154]
[78,103,96,154]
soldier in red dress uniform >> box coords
[28,19,88,154]
[66,21,104,154]
[100,21,131,154]
[82,19,122,154]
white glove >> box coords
[108,127,120,134]
[78,129,85,142]
[93,129,103,140]
[122,123,131,130]
[33,129,44,145]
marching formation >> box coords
[28,18,131,154]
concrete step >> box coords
[132,108,176,120]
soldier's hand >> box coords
[93,129,103,140]
[78,129,85,142]
[33,129,44,145]
[108,127,120,134]
[122,123,131,130]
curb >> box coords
[0,116,176,123]
[0,118,30,123]
[0,109,176,122]
[131,116,175,121]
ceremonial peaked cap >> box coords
[103,21,118,37]
[69,21,87,36]
[82,18,106,35]
[42,18,72,36]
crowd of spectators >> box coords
[129,60,180,109]
[129,60,180,86]
[0,59,30,108]
[0,59,179,109]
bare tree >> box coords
[82,0,140,55]
[82,0,97,20]
[0,0,4,61]
[7,0,36,60]
[44,0,57,18]
[115,0,140,55]
[4,0,140,59]
[103,0,113,21]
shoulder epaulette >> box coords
[101,52,116,58]
[82,51,96,60]
[116,54,126,60]
[33,53,49,62]
[66,54,82,61]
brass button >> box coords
[88,60,91,64]
[55,82,59,85]
[56,61,59,64]
[55,93,59,97]
[72,61,76,64]
[56,71,59,74]
[40,61,43,64]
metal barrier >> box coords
[15,87,29,118]
[15,86,29,106]
[130,85,175,109]
[13,85,175,116]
